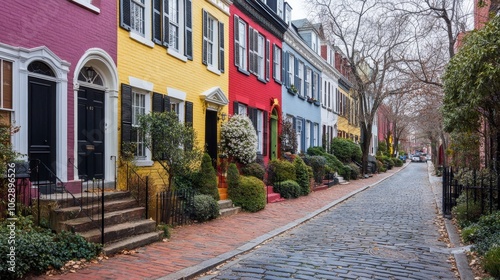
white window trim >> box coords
[168,0,186,56]
[129,0,154,47]
[132,89,153,166]
[257,34,265,79]
[273,45,281,82]
[288,54,294,87]
[70,0,101,13]
[235,17,247,70]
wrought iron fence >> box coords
[442,167,500,219]
[156,189,195,226]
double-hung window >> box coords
[238,103,247,116]
[249,27,266,80]
[288,54,294,88]
[0,59,12,126]
[256,110,264,154]
[256,34,265,79]
[272,45,281,82]
[120,0,193,59]
[305,68,311,98]
[203,10,224,73]
[234,15,247,71]
[297,61,304,95]
[132,90,147,159]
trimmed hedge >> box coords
[294,157,311,196]
[330,138,362,163]
[241,162,265,180]
[267,159,296,186]
[228,175,266,212]
[273,180,301,199]
[188,194,220,222]
[197,153,220,200]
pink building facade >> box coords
[0,0,118,185]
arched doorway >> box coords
[73,49,118,183]
[77,67,105,180]
[27,61,57,181]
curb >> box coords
[157,163,410,280]
[426,162,474,280]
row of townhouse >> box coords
[0,0,363,189]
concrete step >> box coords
[79,219,157,244]
[103,231,164,256]
[220,206,241,217]
[41,191,132,208]
[53,198,138,220]
[60,207,146,232]
[218,199,234,210]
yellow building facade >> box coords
[336,85,360,142]
[117,0,231,189]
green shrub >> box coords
[347,162,360,180]
[294,157,310,196]
[330,138,362,163]
[196,153,219,200]
[483,246,500,278]
[241,162,265,180]
[273,180,301,199]
[302,155,326,183]
[468,211,500,254]
[452,190,484,228]
[228,176,266,212]
[393,158,403,167]
[157,223,171,239]
[0,216,101,279]
[307,147,349,179]
[227,163,240,189]
[267,159,296,186]
[461,225,480,243]
[376,160,386,173]
[188,194,220,222]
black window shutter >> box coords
[265,39,270,81]
[121,83,133,151]
[120,0,131,30]
[163,95,171,112]
[185,0,193,60]
[272,45,276,80]
[163,0,170,46]
[263,112,268,156]
[248,107,257,131]
[153,92,164,112]
[153,0,162,44]
[234,15,240,68]
[233,101,239,115]
[219,22,225,72]
[185,101,193,127]
[202,10,208,65]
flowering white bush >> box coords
[221,114,258,164]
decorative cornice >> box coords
[234,0,288,39]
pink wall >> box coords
[0,0,117,180]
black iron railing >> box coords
[156,188,194,226]
[442,167,499,219]
[125,164,149,219]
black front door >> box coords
[28,77,56,181]
[78,87,105,180]
[205,110,218,166]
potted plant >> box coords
[288,84,298,95]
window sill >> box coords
[207,65,221,75]
[274,78,282,85]
[168,49,188,62]
[298,95,306,100]
[237,67,250,76]
[130,32,154,48]
[257,77,267,84]
[134,160,154,167]
[287,88,297,95]
[69,0,100,14]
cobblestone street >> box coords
[200,163,457,280]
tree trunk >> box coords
[360,122,372,175]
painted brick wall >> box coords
[117,1,229,187]
[0,0,117,180]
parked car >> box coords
[420,153,427,162]
[411,155,421,162]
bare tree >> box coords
[309,0,413,174]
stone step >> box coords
[40,191,132,209]
[103,231,164,256]
[79,219,157,244]
[60,207,146,233]
[50,198,139,231]
[219,206,241,217]
[218,199,234,210]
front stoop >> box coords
[267,186,285,203]
[218,199,241,217]
[51,191,163,256]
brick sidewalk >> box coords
[36,166,404,280]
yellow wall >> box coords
[337,87,360,140]
[117,1,230,188]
